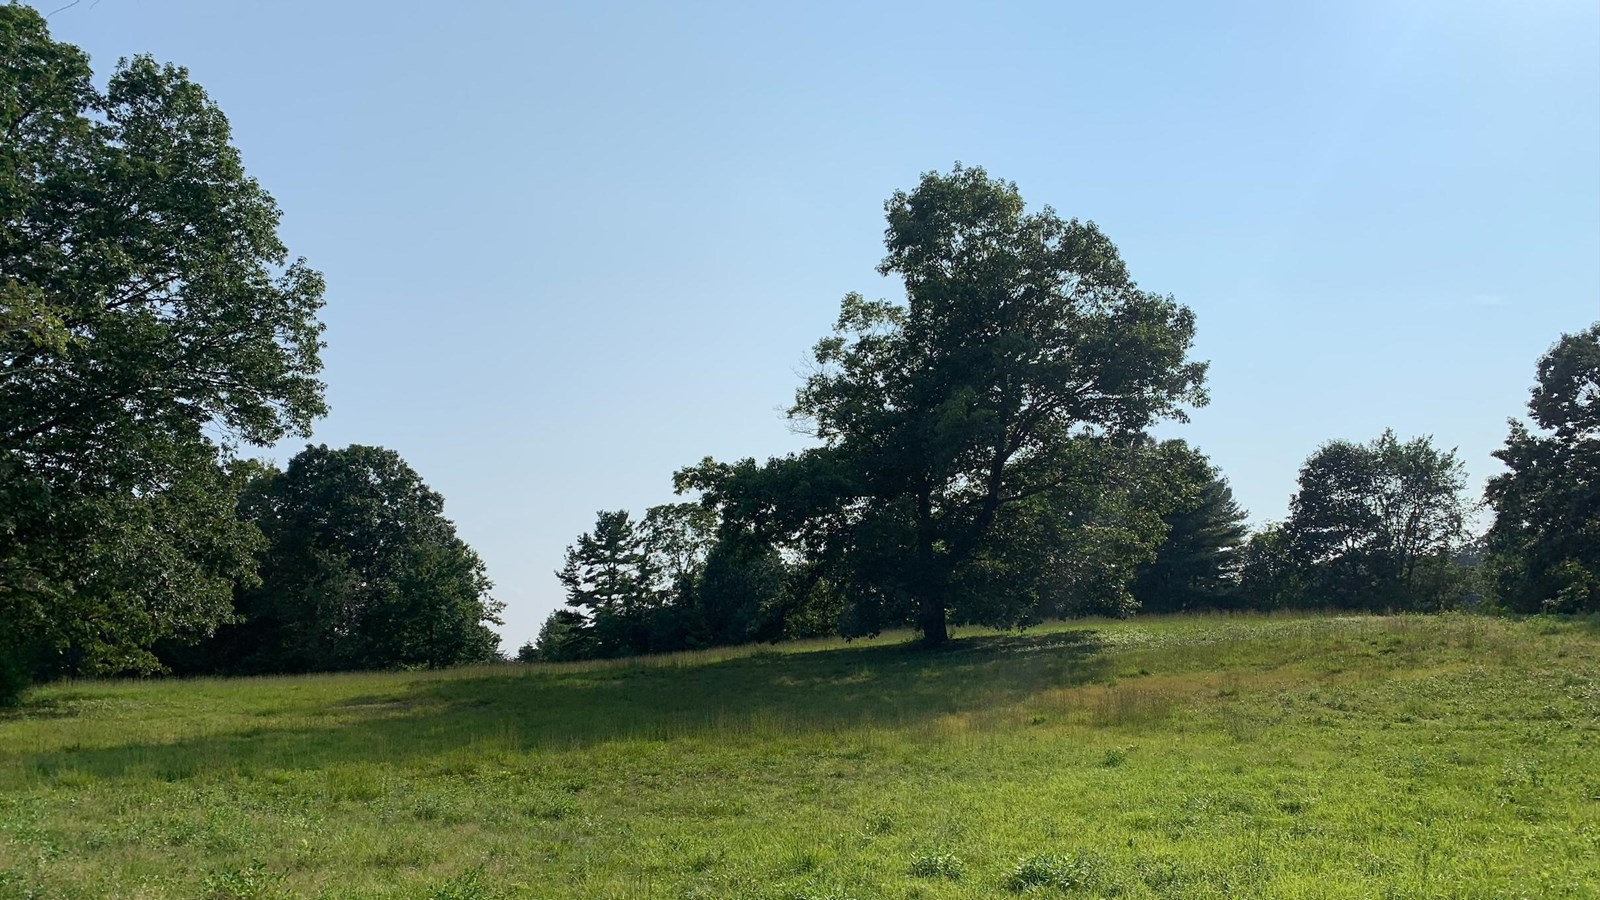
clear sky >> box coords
[38,0,1600,649]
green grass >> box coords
[1,614,1597,898]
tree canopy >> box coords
[1281,430,1472,610]
[1485,323,1600,612]
[184,445,503,674]
[1130,442,1249,612]
[538,503,793,661]
[680,165,1207,643]
[2,2,1590,695]
[0,7,325,698]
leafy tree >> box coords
[1283,430,1471,610]
[1485,323,1600,612]
[1130,442,1249,612]
[640,503,718,591]
[199,445,502,673]
[693,533,788,646]
[547,503,802,660]
[0,9,325,699]
[908,436,1194,627]
[1237,523,1305,610]
[681,165,1206,643]
[635,502,717,649]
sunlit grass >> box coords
[1,613,1596,898]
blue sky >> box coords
[41,0,1599,648]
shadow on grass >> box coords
[21,629,1113,781]
[1,695,82,721]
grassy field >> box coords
[0,614,1596,899]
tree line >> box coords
[530,163,1598,661]
[539,367,1599,666]
[2,8,1594,701]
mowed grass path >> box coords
[1,615,1596,899]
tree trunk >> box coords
[918,589,949,646]
[913,488,949,646]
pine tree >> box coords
[556,510,657,656]
[1132,447,1249,613]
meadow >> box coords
[1,614,1596,899]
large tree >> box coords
[0,8,325,697]
[1284,430,1471,610]
[1130,442,1249,612]
[1485,323,1600,612]
[195,445,502,674]
[683,165,1207,644]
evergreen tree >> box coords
[1131,444,1249,612]
[529,610,593,662]
[556,510,657,657]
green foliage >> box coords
[1130,442,1249,612]
[1236,524,1305,610]
[202,861,281,900]
[947,437,1194,624]
[545,504,792,660]
[682,165,1207,644]
[692,533,788,645]
[1281,430,1473,611]
[426,869,491,900]
[181,445,502,674]
[556,509,658,657]
[0,8,325,700]
[1485,323,1600,613]
[529,609,592,662]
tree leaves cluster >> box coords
[165,445,504,675]
[527,504,794,661]
[1228,326,1600,615]
[1,7,325,697]
[1484,324,1600,612]
[1129,443,1249,612]
[1236,430,1476,612]
[536,166,1219,655]
[1,11,499,699]
[675,166,1210,646]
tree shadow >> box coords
[21,628,1113,781]
[0,694,82,721]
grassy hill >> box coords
[1,614,1595,898]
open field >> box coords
[1,614,1597,899]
